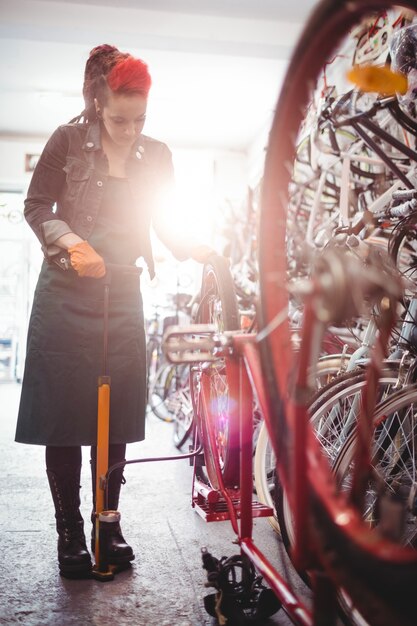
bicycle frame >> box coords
[163,247,416,625]
[195,331,314,625]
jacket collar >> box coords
[82,120,102,152]
[82,121,148,165]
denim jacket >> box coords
[24,120,188,278]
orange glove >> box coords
[68,241,106,278]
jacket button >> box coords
[86,142,94,148]
[86,215,93,222]
[135,152,142,160]
[97,180,103,187]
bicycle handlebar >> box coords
[388,198,417,219]
[391,189,417,203]
[373,197,417,222]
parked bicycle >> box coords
[162,2,417,625]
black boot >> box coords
[46,465,92,579]
[91,459,135,566]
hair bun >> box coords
[82,44,127,116]
[88,44,120,59]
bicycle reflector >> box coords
[347,64,408,95]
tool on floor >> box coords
[201,548,281,624]
[92,264,142,582]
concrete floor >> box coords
[0,382,312,626]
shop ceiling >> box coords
[0,0,317,151]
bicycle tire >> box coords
[333,384,417,545]
[277,372,415,625]
[148,363,176,422]
[323,384,417,624]
[308,365,401,459]
[189,364,210,484]
[146,336,161,403]
[253,420,280,535]
[254,356,350,535]
[173,414,194,449]
[258,1,417,623]
[388,212,417,291]
[172,378,194,449]
[276,370,400,552]
[197,254,240,329]
[195,254,241,489]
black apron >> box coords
[15,177,147,446]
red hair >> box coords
[107,56,151,97]
[71,45,152,123]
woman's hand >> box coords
[68,241,106,278]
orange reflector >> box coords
[347,64,408,96]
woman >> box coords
[15,44,211,578]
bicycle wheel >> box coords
[254,355,349,535]
[172,374,194,449]
[310,368,401,459]
[258,1,417,623]
[253,420,280,534]
[333,384,417,621]
[146,336,161,403]
[276,368,400,554]
[389,211,417,296]
[148,362,179,422]
[334,384,417,539]
[189,364,210,484]
[276,370,416,624]
[195,254,241,489]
